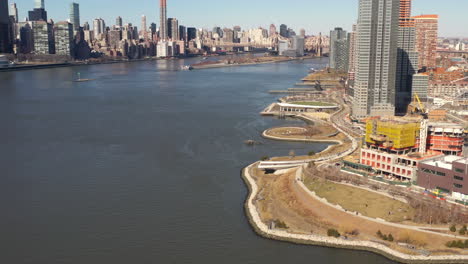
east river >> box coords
[0,57,397,263]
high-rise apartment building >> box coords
[159,0,167,40]
[54,21,74,56]
[395,0,418,113]
[329,27,348,72]
[32,21,54,54]
[347,24,357,81]
[413,15,438,70]
[93,18,106,39]
[70,2,80,32]
[352,0,399,118]
[0,0,11,53]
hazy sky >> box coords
[10,0,468,37]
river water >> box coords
[0,57,396,263]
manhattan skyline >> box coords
[9,0,468,37]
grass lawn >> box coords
[304,178,415,223]
[290,101,336,107]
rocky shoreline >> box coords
[241,163,468,264]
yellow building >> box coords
[365,119,420,149]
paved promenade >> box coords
[242,163,468,264]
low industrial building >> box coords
[417,155,468,199]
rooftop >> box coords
[421,155,468,170]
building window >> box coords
[454,183,463,189]
[436,171,446,177]
[454,168,464,173]
[454,176,464,181]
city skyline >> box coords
[8,0,468,37]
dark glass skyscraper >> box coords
[0,0,12,53]
[187,27,196,41]
[70,2,80,31]
[279,24,288,38]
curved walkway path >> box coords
[242,163,468,264]
[294,165,467,240]
[258,103,359,169]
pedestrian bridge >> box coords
[258,160,309,170]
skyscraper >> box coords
[299,29,306,37]
[279,24,287,38]
[70,2,80,32]
[29,0,47,22]
[167,18,178,40]
[83,21,90,31]
[269,24,276,36]
[9,3,18,23]
[35,0,45,9]
[93,18,106,39]
[347,24,357,81]
[54,21,74,56]
[329,27,348,72]
[352,0,399,118]
[116,16,123,27]
[413,15,438,70]
[31,20,54,54]
[187,27,196,41]
[159,0,167,40]
[179,25,186,41]
[395,0,418,113]
[141,15,147,38]
[0,0,12,53]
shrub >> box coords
[445,240,468,249]
[327,228,341,238]
[382,234,388,241]
[388,234,394,242]
[459,225,467,235]
[261,156,270,161]
[275,220,288,229]
[377,230,383,238]
[308,151,316,156]
[450,225,457,232]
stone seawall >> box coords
[241,163,468,264]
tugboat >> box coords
[181,65,193,71]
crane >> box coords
[414,93,429,154]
